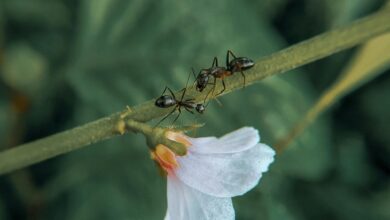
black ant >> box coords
[155,74,205,125]
[194,50,255,102]
[192,67,210,92]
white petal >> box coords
[165,176,234,220]
[188,137,218,148]
[176,143,275,197]
[188,127,260,154]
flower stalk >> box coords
[125,119,188,156]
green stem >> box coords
[1,7,390,175]
[125,119,187,155]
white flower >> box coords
[151,127,275,220]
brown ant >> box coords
[226,50,255,86]
[193,59,230,96]
[155,74,205,125]
[194,50,255,103]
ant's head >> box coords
[155,95,176,108]
[198,69,210,79]
[195,70,209,92]
[196,84,206,92]
[196,104,205,114]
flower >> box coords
[151,127,275,220]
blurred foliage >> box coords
[0,93,9,147]
[0,0,389,220]
[275,33,390,151]
[0,199,5,220]
[1,43,48,95]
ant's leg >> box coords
[191,68,198,86]
[211,76,217,96]
[184,107,194,114]
[203,89,212,105]
[191,67,197,80]
[179,71,192,101]
[204,82,215,104]
[222,79,226,93]
[212,57,219,68]
[166,87,177,101]
[226,50,237,67]
[216,79,226,96]
[203,77,216,105]
[208,77,217,100]
[213,97,223,107]
[184,70,191,88]
[179,87,187,102]
[155,106,177,127]
[171,107,182,124]
[159,86,170,96]
[240,71,246,88]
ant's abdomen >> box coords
[155,95,177,108]
[229,58,255,72]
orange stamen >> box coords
[165,131,191,148]
[151,144,179,173]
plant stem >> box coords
[1,7,390,175]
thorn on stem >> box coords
[120,106,133,119]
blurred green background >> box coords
[0,0,389,219]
